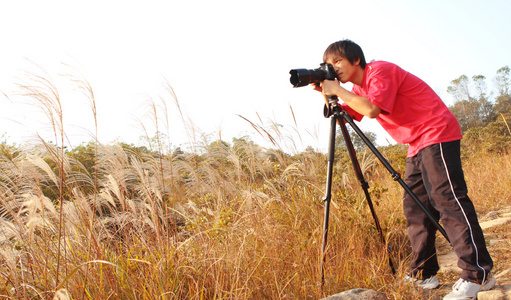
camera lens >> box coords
[290,69,308,87]
[289,68,326,87]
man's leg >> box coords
[403,155,440,279]
[420,141,493,283]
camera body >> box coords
[289,63,337,87]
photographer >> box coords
[313,39,494,300]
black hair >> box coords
[323,39,367,69]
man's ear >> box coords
[354,58,361,66]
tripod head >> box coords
[323,98,344,119]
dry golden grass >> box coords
[0,71,510,299]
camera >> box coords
[289,63,337,87]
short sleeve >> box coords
[363,65,400,114]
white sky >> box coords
[1,0,510,153]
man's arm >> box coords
[321,79,381,118]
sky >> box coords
[1,0,510,153]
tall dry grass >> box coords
[0,70,510,299]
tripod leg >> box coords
[338,118,396,275]
[340,111,450,244]
[320,114,337,288]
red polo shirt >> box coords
[342,61,462,157]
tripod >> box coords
[319,99,450,286]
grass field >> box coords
[1,74,510,299]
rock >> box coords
[479,215,511,230]
[483,211,499,220]
[503,284,511,298]
[478,289,506,300]
[321,288,388,300]
[477,284,511,300]
[495,268,511,279]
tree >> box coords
[448,100,480,132]
[495,66,510,96]
[472,75,496,125]
[494,66,511,115]
[447,74,495,132]
[447,75,472,103]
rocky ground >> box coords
[424,206,511,299]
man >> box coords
[313,39,494,300]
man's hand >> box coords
[311,80,342,107]
[311,82,322,93]
[320,79,341,98]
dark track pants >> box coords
[403,140,493,284]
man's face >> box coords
[327,55,360,84]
